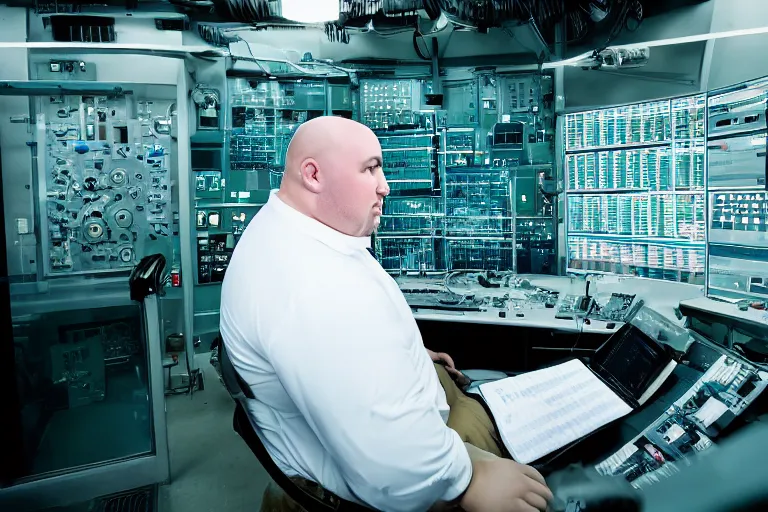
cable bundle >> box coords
[218,0,275,23]
[198,23,240,46]
[436,0,566,28]
[431,0,632,46]
[383,0,422,13]
[325,22,351,43]
[169,0,215,9]
[207,0,635,50]
[340,0,422,19]
[341,0,381,19]
[129,254,167,303]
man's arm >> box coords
[431,444,500,511]
[268,285,473,512]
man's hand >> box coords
[460,458,553,512]
[428,350,469,386]
[430,350,456,369]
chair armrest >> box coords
[461,369,509,382]
[460,369,509,396]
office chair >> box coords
[217,340,372,511]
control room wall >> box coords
[0,6,34,277]
[26,12,183,86]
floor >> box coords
[158,353,272,512]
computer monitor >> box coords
[592,324,674,407]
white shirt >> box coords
[220,192,472,512]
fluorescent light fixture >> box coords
[541,25,768,70]
[281,0,339,24]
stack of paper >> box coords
[479,359,633,464]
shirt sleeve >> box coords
[266,279,472,512]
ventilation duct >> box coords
[48,15,116,42]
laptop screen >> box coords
[592,324,673,405]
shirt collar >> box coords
[267,190,372,255]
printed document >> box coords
[479,359,633,464]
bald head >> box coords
[284,117,364,175]
[277,116,389,237]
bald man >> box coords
[220,117,552,512]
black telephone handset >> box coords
[579,281,592,311]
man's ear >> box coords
[300,158,322,192]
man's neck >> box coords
[276,189,313,219]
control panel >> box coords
[595,349,767,490]
[37,94,173,276]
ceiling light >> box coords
[540,25,768,70]
[281,0,339,24]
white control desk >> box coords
[679,296,768,328]
[401,273,706,336]
[412,305,619,335]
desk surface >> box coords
[679,296,768,327]
[413,306,620,335]
[401,273,704,335]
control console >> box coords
[547,464,640,512]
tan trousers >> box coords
[259,364,503,511]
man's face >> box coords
[320,130,389,237]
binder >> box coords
[479,324,677,465]
[590,323,679,409]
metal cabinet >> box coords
[706,78,768,299]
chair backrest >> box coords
[217,340,371,512]
[217,337,255,401]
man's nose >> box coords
[377,174,390,197]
